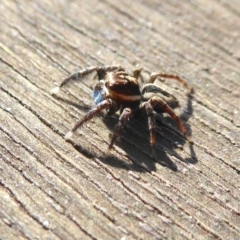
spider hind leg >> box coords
[150,96,193,144]
[148,72,194,96]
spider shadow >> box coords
[101,114,196,172]
[101,90,197,171]
[52,92,92,112]
[102,114,180,172]
[179,92,197,163]
[52,90,197,172]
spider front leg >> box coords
[150,96,193,144]
[51,65,123,94]
[140,101,157,158]
[108,108,132,151]
[64,98,117,140]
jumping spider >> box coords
[51,65,193,157]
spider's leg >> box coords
[140,101,156,158]
[51,66,99,94]
[65,99,117,140]
[147,72,194,95]
[108,108,132,151]
[150,96,193,144]
[51,65,123,94]
[133,65,143,80]
[99,65,124,72]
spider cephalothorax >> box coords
[51,65,193,157]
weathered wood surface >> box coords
[1,0,240,239]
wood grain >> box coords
[0,0,240,239]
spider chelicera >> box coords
[51,65,193,157]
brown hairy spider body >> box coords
[51,65,193,157]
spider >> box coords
[51,65,193,157]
